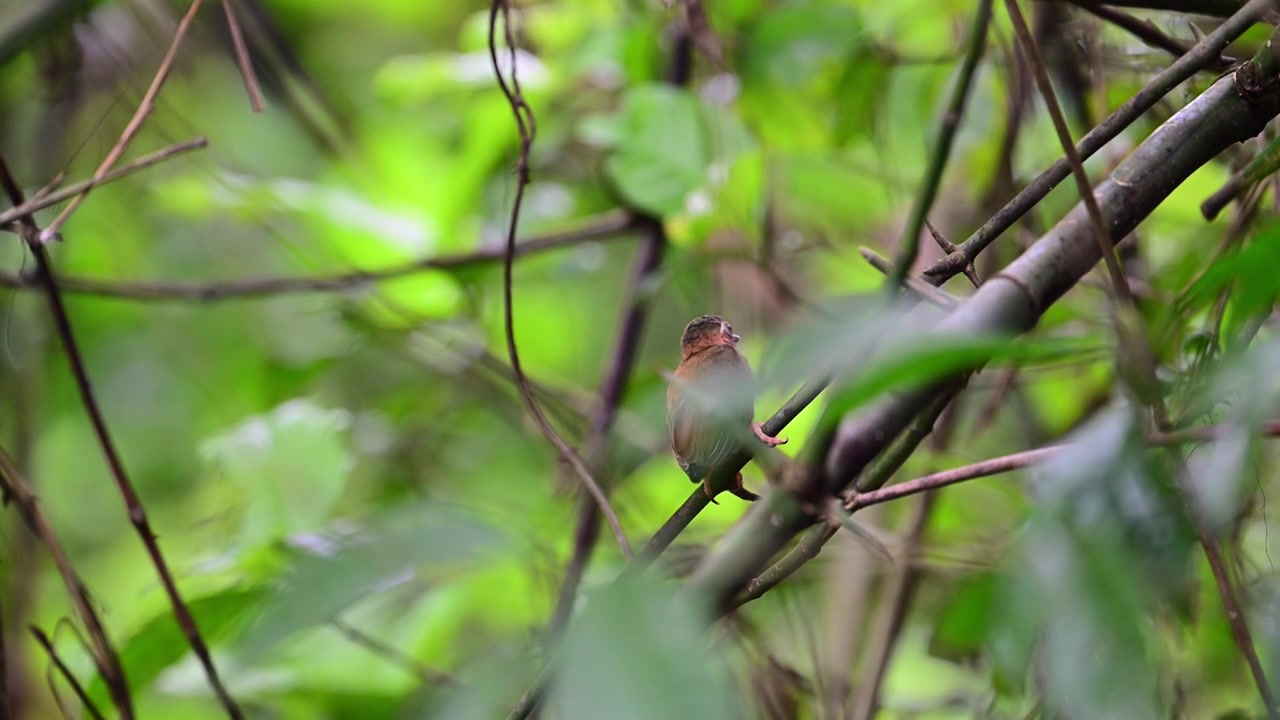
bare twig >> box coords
[1011,4,1277,713]
[488,0,631,559]
[41,0,206,242]
[548,215,666,635]
[0,446,131,718]
[0,138,208,230]
[888,0,993,287]
[850,492,935,720]
[1005,0,1134,306]
[861,248,961,309]
[0,211,636,302]
[331,619,457,688]
[29,627,105,720]
[508,378,830,720]
[924,0,1273,283]
[1071,1,1235,71]
[0,157,242,718]
[219,0,265,112]
[925,219,981,288]
[847,419,1280,510]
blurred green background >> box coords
[0,0,1278,718]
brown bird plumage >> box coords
[666,315,786,503]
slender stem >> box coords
[40,0,206,242]
[1071,1,1235,71]
[488,1,632,560]
[0,446,131,718]
[548,216,667,634]
[219,0,264,112]
[889,0,993,287]
[923,0,1273,283]
[29,627,105,720]
[0,138,207,228]
[0,211,636,302]
[2,156,245,716]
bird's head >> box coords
[680,314,740,358]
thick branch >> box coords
[924,0,1271,283]
[682,55,1280,613]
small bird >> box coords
[666,315,786,502]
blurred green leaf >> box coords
[823,333,1102,427]
[545,575,742,720]
[87,588,266,709]
[929,572,997,664]
[989,408,1177,718]
[604,84,708,217]
[239,503,510,657]
[201,399,353,548]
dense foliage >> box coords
[2,0,1280,718]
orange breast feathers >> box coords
[666,343,756,481]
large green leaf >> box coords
[86,588,267,709]
[200,399,353,548]
[238,503,510,657]
[604,84,708,217]
[544,575,742,720]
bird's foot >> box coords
[702,476,720,505]
[752,422,787,447]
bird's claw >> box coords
[752,422,787,447]
[702,477,720,505]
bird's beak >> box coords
[730,333,741,343]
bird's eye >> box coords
[724,324,733,334]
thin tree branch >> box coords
[40,0,205,242]
[548,216,666,635]
[735,387,961,608]
[923,0,1272,283]
[488,0,632,559]
[29,627,104,720]
[0,157,242,718]
[0,211,637,302]
[860,248,961,309]
[1007,0,1136,307]
[925,219,981,288]
[219,0,265,112]
[888,0,994,287]
[330,619,457,688]
[680,39,1280,615]
[0,139,208,231]
[545,14,693,634]
[850,492,936,720]
[1047,0,1257,15]
[0,446,131,718]
[1071,1,1235,71]
[507,378,830,720]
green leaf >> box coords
[545,575,742,720]
[200,399,353,548]
[989,408,1173,718]
[822,334,1102,428]
[929,572,998,664]
[87,588,266,708]
[604,85,708,217]
[239,503,510,657]
[740,5,864,87]
[1173,222,1280,331]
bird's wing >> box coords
[667,346,755,478]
